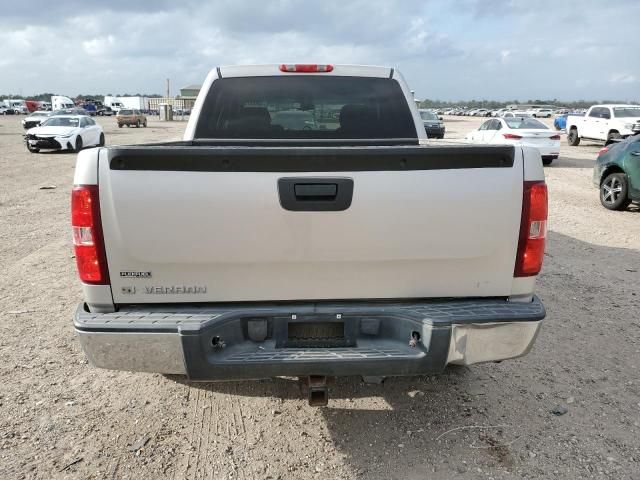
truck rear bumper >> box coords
[74,297,545,380]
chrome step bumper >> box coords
[74,297,545,379]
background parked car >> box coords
[97,106,114,116]
[465,117,561,165]
[593,134,640,210]
[567,104,640,146]
[116,109,147,128]
[21,111,51,130]
[554,114,568,131]
[1,106,16,115]
[25,115,104,153]
[554,112,585,131]
[418,109,445,138]
[532,108,553,118]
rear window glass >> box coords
[613,107,640,117]
[504,118,547,129]
[119,109,133,115]
[194,76,417,139]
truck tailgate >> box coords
[98,145,523,304]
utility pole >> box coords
[166,78,170,99]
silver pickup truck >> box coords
[72,64,547,404]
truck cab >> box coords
[51,96,76,111]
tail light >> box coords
[598,146,609,156]
[71,185,109,284]
[279,64,334,73]
[503,133,522,140]
[514,181,548,277]
[549,135,561,140]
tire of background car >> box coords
[118,124,123,128]
[605,131,621,146]
[143,120,147,127]
[27,143,39,153]
[136,120,141,128]
[73,137,83,153]
[600,172,631,211]
[532,114,537,118]
[568,128,580,146]
[99,133,105,147]
[542,157,553,166]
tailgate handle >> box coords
[278,177,353,212]
[294,183,337,199]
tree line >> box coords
[418,99,639,109]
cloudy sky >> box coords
[1,0,638,101]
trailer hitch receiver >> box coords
[306,376,329,406]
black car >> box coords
[419,109,445,139]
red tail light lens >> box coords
[503,133,522,140]
[598,147,609,156]
[71,185,109,284]
[514,181,548,277]
[549,135,561,140]
[279,64,334,73]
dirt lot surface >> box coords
[1,114,639,479]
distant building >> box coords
[179,84,201,99]
[147,84,201,116]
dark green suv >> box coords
[594,134,640,210]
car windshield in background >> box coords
[420,111,438,121]
[195,76,416,139]
[504,118,547,129]
[42,117,79,127]
[119,110,133,115]
[613,107,640,117]
[52,108,86,116]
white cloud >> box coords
[0,1,639,101]
[609,73,636,85]
[500,50,512,64]
[82,36,115,56]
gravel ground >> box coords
[0,114,638,479]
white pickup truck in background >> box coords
[566,104,640,146]
[71,64,547,405]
